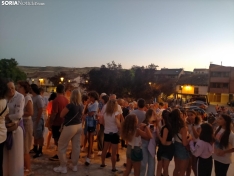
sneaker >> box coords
[97,151,102,156]
[85,157,90,166]
[90,154,94,159]
[53,166,67,173]
[49,155,59,161]
[33,152,43,158]
[68,164,77,172]
[111,168,118,172]
[106,152,111,158]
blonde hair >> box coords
[105,99,118,116]
[121,114,138,142]
[70,89,82,105]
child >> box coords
[189,123,214,176]
[122,114,152,176]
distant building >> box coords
[176,74,209,103]
[155,68,184,79]
[193,68,209,74]
[208,64,234,103]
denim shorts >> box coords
[126,145,143,162]
[174,141,190,159]
[33,118,44,139]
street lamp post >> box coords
[60,77,64,84]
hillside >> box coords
[18,66,98,74]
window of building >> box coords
[194,87,199,94]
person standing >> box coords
[3,80,24,176]
[53,89,83,173]
[30,84,45,158]
[49,84,69,161]
[0,78,9,176]
[213,114,234,176]
[17,81,33,173]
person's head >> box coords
[56,84,65,94]
[159,102,164,108]
[117,98,124,107]
[105,99,118,116]
[101,95,109,104]
[199,123,214,144]
[187,110,197,124]
[137,98,146,109]
[154,102,159,109]
[121,114,138,142]
[30,84,40,95]
[170,108,185,136]
[162,110,171,127]
[87,91,99,102]
[82,94,89,105]
[164,102,168,109]
[48,92,57,101]
[0,78,8,99]
[180,109,187,120]
[39,87,45,96]
[17,81,31,96]
[215,114,232,148]
[143,108,156,125]
[6,80,16,98]
[129,103,134,110]
[109,94,117,100]
[99,92,106,100]
[70,89,82,105]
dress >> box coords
[3,91,24,176]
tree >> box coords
[0,58,26,82]
[48,72,67,86]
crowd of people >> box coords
[0,78,234,176]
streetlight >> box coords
[68,80,71,83]
[180,85,183,105]
[85,80,88,83]
[60,77,64,84]
[149,82,152,86]
[39,78,43,86]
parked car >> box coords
[227,100,234,107]
[184,101,208,110]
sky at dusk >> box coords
[0,0,234,71]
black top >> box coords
[64,103,83,126]
[160,125,173,142]
[122,107,129,118]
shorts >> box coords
[157,143,174,161]
[23,118,33,154]
[33,118,44,139]
[174,141,190,159]
[52,125,61,141]
[126,145,143,162]
[104,133,119,144]
[87,126,96,133]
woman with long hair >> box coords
[53,89,83,173]
[156,110,175,176]
[100,99,121,172]
[172,109,191,176]
[17,81,33,173]
[45,92,57,149]
[213,114,234,176]
[84,91,99,165]
[186,110,201,176]
[140,108,157,176]
[0,78,9,176]
[190,123,214,176]
[122,114,152,176]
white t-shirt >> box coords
[23,94,33,119]
[0,99,9,143]
[212,128,234,164]
[187,123,201,139]
[104,111,120,134]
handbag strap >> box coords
[63,106,80,126]
[0,105,7,116]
